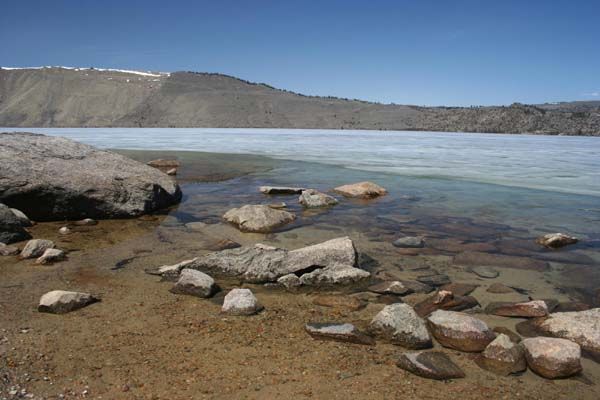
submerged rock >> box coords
[454,251,549,272]
[0,203,32,244]
[298,189,338,208]
[259,186,305,195]
[170,269,218,298]
[305,323,375,345]
[223,205,295,233]
[205,239,241,251]
[10,208,33,227]
[312,295,367,311]
[38,290,99,314]
[417,274,451,287]
[35,248,66,264]
[532,308,600,360]
[536,233,578,249]
[493,326,522,343]
[476,334,526,375]
[469,266,499,279]
[486,300,549,318]
[0,242,19,256]
[427,310,496,352]
[414,290,479,317]
[145,258,197,279]
[522,337,582,379]
[147,159,180,169]
[221,288,263,315]
[333,181,387,198]
[0,133,182,221]
[439,283,478,296]
[368,304,432,349]
[392,236,424,248]
[188,237,369,286]
[20,239,54,259]
[368,281,413,296]
[486,283,514,294]
[397,351,465,380]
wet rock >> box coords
[147,159,180,169]
[259,186,305,195]
[532,308,600,359]
[277,273,302,290]
[397,351,465,380]
[454,251,549,272]
[401,280,435,294]
[493,326,522,343]
[396,248,422,256]
[536,233,578,249]
[555,302,591,312]
[74,218,98,226]
[0,242,19,256]
[475,334,526,375]
[417,274,450,287]
[305,323,375,345]
[298,189,338,208]
[0,133,182,221]
[145,258,197,279]
[333,181,387,198]
[414,290,479,317]
[469,266,499,279]
[221,288,263,315]
[312,295,367,311]
[10,208,33,227]
[392,236,424,248]
[486,283,514,294]
[170,269,218,298]
[189,236,368,286]
[20,239,55,259]
[486,300,549,318]
[268,202,287,209]
[427,310,496,352]
[368,281,413,296]
[223,204,296,233]
[0,203,32,244]
[166,168,177,176]
[38,290,100,314]
[440,283,478,296]
[368,304,432,348]
[522,337,582,379]
[35,248,66,264]
[206,239,241,251]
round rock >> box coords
[368,303,432,349]
[298,189,338,208]
[222,288,263,315]
[427,310,496,352]
[521,337,582,379]
[170,269,218,298]
[223,205,295,233]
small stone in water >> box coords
[59,226,71,235]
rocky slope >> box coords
[1,67,599,135]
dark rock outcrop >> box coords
[0,203,31,244]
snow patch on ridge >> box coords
[0,66,170,77]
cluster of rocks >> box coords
[222,182,387,233]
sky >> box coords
[1,0,599,106]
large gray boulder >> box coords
[38,290,100,314]
[0,132,182,221]
[298,189,338,208]
[476,334,526,375]
[427,310,496,352]
[0,203,31,244]
[170,269,218,298]
[223,205,295,233]
[187,236,369,286]
[521,337,582,379]
[368,304,432,349]
[221,288,263,315]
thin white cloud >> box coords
[582,91,599,97]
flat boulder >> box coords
[521,337,582,379]
[417,274,450,287]
[392,236,424,248]
[259,186,305,195]
[368,281,413,296]
[368,304,432,349]
[38,290,99,314]
[427,310,496,352]
[221,288,263,315]
[397,351,465,380]
[35,248,66,264]
[333,181,387,198]
[532,308,600,359]
[305,323,374,345]
[475,334,526,375]
[145,258,197,279]
[0,203,32,244]
[486,300,548,318]
[223,205,295,233]
[414,290,479,317]
[170,269,218,298]
[0,133,182,220]
[20,239,54,259]
[536,233,578,249]
[454,251,548,272]
[486,283,514,294]
[439,283,478,296]
[469,266,499,279]
[298,189,338,208]
[188,236,369,286]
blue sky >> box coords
[1,0,599,106]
